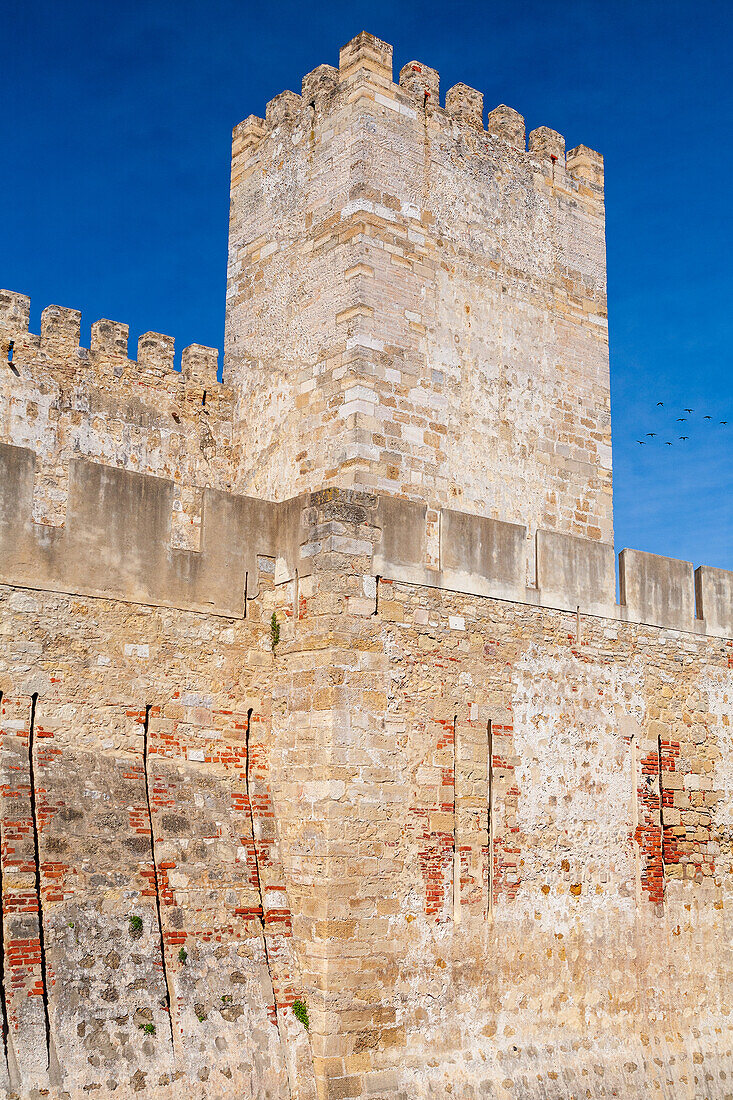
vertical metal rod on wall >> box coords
[487,719,493,919]
[452,715,460,923]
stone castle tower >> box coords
[226,32,612,561]
[0,31,731,1100]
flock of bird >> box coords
[636,403,728,446]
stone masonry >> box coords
[0,29,731,1100]
[226,33,612,576]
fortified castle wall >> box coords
[0,30,731,1100]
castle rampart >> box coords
[0,29,730,1100]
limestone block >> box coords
[528,125,565,162]
[0,288,30,333]
[40,304,81,352]
[265,89,302,127]
[302,64,339,107]
[338,31,393,82]
[137,331,175,375]
[181,343,219,390]
[399,61,440,106]
[567,143,604,186]
[90,318,129,358]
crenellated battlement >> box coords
[0,442,729,638]
[231,30,602,190]
[0,288,221,394]
[0,288,234,540]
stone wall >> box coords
[0,560,316,1099]
[0,476,730,1098]
[269,488,733,1100]
[313,544,733,1098]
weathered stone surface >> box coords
[225,33,612,571]
[0,443,279,616]
[0,27,730,1100]
[440,509,527,600]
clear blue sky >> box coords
[1,0,731,569]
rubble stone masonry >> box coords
[0,29,731,1100]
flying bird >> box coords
[684,408,693,413]
[665,441,673,446]
[679,436,688,441]
[657,402,664,407]
[721,421,728,425]
[704,415,712,420]
[676,418,686,422]
[646,432,656,437]
[637,440,646,445]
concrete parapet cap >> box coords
[0,444,313,618]
[694,565,733,639]
[0,448,726,638]
[370,497,729,638]
[619,548,695,633]
[536,529,616,617]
